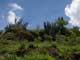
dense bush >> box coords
[0,17,80,60]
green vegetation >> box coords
[0,17,80,60]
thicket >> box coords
[0,17,80,60]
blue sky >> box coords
[0,0,71,29]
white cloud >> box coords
[65,0,80,27]
[7,11,16,24]
[6,3,23,24]
[9,3,23,11]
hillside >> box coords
[0,17,80,60]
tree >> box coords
[43,17,68,40]
[72,26,80,36]
[5,18,28,32]
[56,17,68,28]
[56,17,68,35]
[4,18,34,41]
